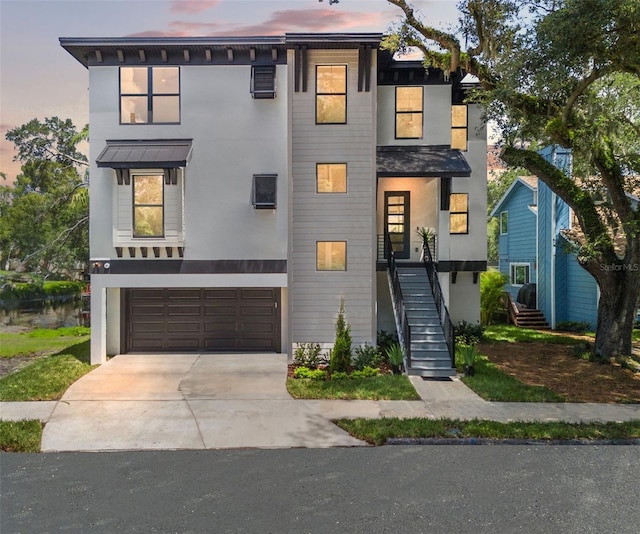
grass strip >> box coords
[0,327,90,358]
[334,418,640,446]
[483,325,581,345]
[0,420,42,452]
[0,340,93,401]
[286,375,419,400]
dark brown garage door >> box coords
[124,288,280,353]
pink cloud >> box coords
[170,0,221,14]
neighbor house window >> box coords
[316,241,346,271]
[120,67,180,124]
[317,163,347,193]
[395,87,423,139]
[510,263,530,285]
[133,174,164,237]
[500,211,508,234]
[451,105,468,150]
[449,193,469,234]
[316,65,347,124]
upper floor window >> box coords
[449,193,469,234]
[120,67,180,124]
[317,163,347,193]
[395,87,423,139]
[133,174,164,237]
[451,105,468,150]
[316,65,347,124]
[316,241,347,271]
[500,211,508,234]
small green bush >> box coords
[459,344,480,367]
[455,321,485,345]
[352,344,383,370]
[556,321,591,333]
[351,366,380,379]
[330,299,352,373]
[331,371,350,380]
[293,366,327,380]
[480,270,508,325]
[385,343,405,366]
[293,343,327,368]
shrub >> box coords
[385,343,405,367]
[480,270,508,325]
[454,321,485,345]
[459,344,480,367]
[556,321,591,333]
[352,344,383,370]
[293,343,327,368]
[330,299,352,373]
[351,366,380,379]
[331,371,350,380]
[293,366,327,380]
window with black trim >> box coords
[120,67,180,124]
[395,87,423,139]
[500,211,508,234]
[251,66,276,99]
[252,174,277,209]
[316,241,346,271]
[510,263,530,285]
[317,163,347,193]
[133,174,164,237]
[316,65,347,124]
[449,193,468,234]
[451,105,467,150]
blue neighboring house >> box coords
[491,146,639,330]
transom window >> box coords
[317,163,347,193]
[316,241,347,271]
[133,174,164,237]
[316,65,347,124]
[449,193,469,234]
[120,67,180,124]
[395,87,423,139]
[451,105,468,151]
[510,263,530,285]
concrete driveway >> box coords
[41,354,370,451]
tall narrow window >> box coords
[395,87,423,139]
[133,174,164,237]
[316,241,347,271]
[317,163,347,193]
[316,65,347,124]
[451,105,468,150]
[500,211,508,234]
[449,193,469,234]
[120,67,180,124]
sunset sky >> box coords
[0,0,460,182]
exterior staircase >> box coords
[392,267,456,378]
[504,293,551,329]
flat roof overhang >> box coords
[377,145,472,178]
[96,139,193,169]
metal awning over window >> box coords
[376,145,471,178]
[96,139,193,169]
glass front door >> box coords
[384,191,410,259]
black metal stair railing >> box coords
[421,239,455,369]
[385,233,412,369]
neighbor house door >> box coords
[384,191,410,259]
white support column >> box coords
[90,285,107,365]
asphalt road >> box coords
[2,446,639,533]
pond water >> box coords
[0,300,89,332]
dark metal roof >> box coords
[377,146,472,178]
[96,139,193,168]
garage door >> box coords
[125,288,280,353]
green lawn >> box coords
[335,418,640,445]
[0,420,43,452]
[286,374,419,400]
[0,326,90,358]
[483,325,581,344]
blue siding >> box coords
[537,181,552,321]
[564,252,598,329]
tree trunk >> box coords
[592,266,640,359]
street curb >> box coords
[385,437,640,446]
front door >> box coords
[384,191,410,259]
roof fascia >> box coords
[489,176,536,217]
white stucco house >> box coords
[61,33,487,376]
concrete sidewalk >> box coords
[1,353,639,451]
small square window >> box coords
[316,241,346,271]
[251,66,276,99]
[120,66,180,124]
[510,264,530,285]
[252,174,277,209]
[317,163,347,193]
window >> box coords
[317,163,347,193]
[395,87,423,139]
[120,67,180,124]
[316,65,347,124]
[252,174,277,209]
[500,211,508,234]
[451,105,468,150]
[510,263,530,286]
[316,241,346,271]
[251,66,276,99]
[449,193,468,234]
[133,174,164,237]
